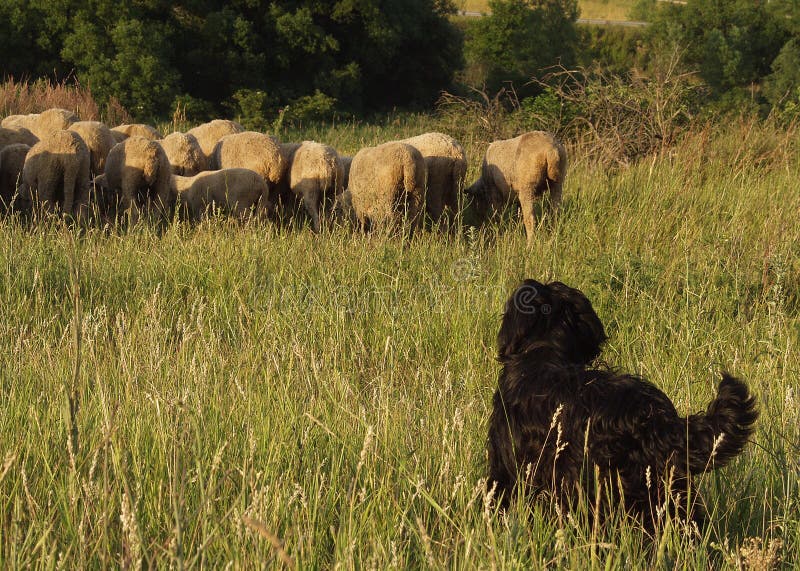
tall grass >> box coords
[0,116,798,568]
[0,77,131,125]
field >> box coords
[1,114,799,568]
[460,0,637,20]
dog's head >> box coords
[498,279,607,364]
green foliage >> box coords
[284,90,338,125]
[0,0,71,78]
[519,87,577,133]
[647,0,788,96]
[60,4,181,120]
[764,39,800,118]
[629,0,657,22]
[229,89,274,132]
[576,25,649,75]
[464,0,579,95]
[1,0,463,120]
[170,94,216,125]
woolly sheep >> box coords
[110,123,162,143]
[2,108,77,139]
[0,143,30,207]
[98,136,174,221]
[286,141,344,232]
[466,131,567,243]
[0,126,38,150]
[109,130,128,145]
[68,121,116,175]
[160,132,207,176]
[172,168,271,221]
[212,131,286,206]
[187,119,245,164]
[400,132,467,224]
[0,115,34,132]
[347,141,426,231]
[20,130,91,216]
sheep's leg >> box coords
[518,187,537,246]
[406,194,423,237]
[357,212,369,233]
[74,172,91,222]
[157,182,175,221]
[36,172,60,214]
[302,188,322,233]
[425,170,444,224]
[122,181,140,226]
[62,164,78,217]
[120,179,135,219]
[440,175,459,231]
[232,201,250,223]
[548,180,563,212]
[257,190,275,221]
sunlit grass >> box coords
[458,0,637,20]
[0,116,798,567]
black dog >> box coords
[487,279,758,529]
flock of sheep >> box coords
[0,108,568,240]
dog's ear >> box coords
[497,279,551,358]
[545,281,607,364]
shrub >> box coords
[229,89,274,132]
[764,39,800,120]
[528,52,703,167]
[283,90,337,126]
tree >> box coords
[648,0,788,96]
[0,0,71,79]
[2,0,463,120]
[764,39,800,114]
[464,0,578,95]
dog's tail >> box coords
[684,374,758,474]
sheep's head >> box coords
[90,174,119,218]
[465,178,502,221]
[333,189,357,226]
[15,181,33,210]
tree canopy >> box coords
[0,0,463,121]
[464,0,579,96]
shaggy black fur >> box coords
[487,279,759,529]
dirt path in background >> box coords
[457,10,649,26]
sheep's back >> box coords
[188,120,245,160]
[349,141,425,221]
[213,132,284,186]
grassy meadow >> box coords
[1,114,799,568]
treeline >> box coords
[0,0,462,121]
[639,0,800,117]
[462,0,800,119]
[2,0,800,123]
